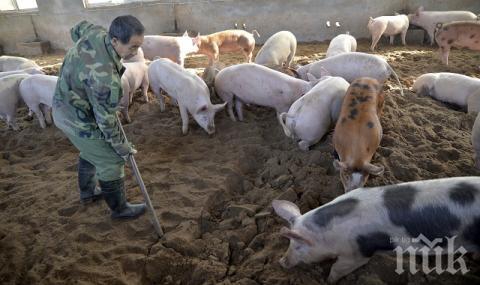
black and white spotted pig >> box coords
[272,177,480,283]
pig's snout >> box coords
[206,124,215,135]
[279,257,292,269]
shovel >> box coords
[116,115,164,237]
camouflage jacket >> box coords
[52,20,126,153]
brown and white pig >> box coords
[272,176,480,283]
[0,74,30,130]
[214,63,319,122]
[435,21,480,65]
[141,31,199,66]
[325,33,357,57]
[119,51,149,123]
[148,58,226,135]
[0,55,42,72]
[412,72,480,112]
[333,77,385,192]
[18,74,57,129]
[297,52,403,96]
[254,31,297,67]
[408,6,477,45]
[196,29,260,65]
[279,76,350,150]
[367,14,409,51]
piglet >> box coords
[279,76,350,150]
[326,33,357,57]
[273,176,480,283]
[0,55,41,72]
[196,29,260,65]
[0,67,44,79]
[367,14,409,51]
[435,21,480,65]
[215,63,318,123]
[296,52,403,96]
[18,74,58,129]
[255,31,297,67]
[141,31,199,66]
[0,74,30,130]
[148,58,226,135]
[119,49,149,123]
[333,77,385,192]
[413,72,480,112]
[408,6,477,45]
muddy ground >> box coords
[1,39,480,285]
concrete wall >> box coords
[0,0,479,54]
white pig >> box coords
[141,31,199,66]
[325,33,357,57]
[255,31,297,67]
[279,76,350,150]
[215,63,319,122]
[412,72,480,112]
[367,14,409,51]
[0,74,30,130]
[18,74,58,129]
[0,55,41,72]
[296,52,403,96]
[408,6,478,45]
[273,176,480,283]
[119,55,149,123]
[148,58,226,135]
[0,67,44,79]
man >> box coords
[52,15,146,219]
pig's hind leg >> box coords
[327,254,370,284]
[234,97,245,121]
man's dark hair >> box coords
[109,15,145,44]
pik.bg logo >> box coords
[392,234,470,275]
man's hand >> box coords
[114,141,137,161]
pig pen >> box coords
[1,40,480,285]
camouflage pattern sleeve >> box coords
[70,21,96,43]
[84,77,130,157]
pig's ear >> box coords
[280,227,314,246]
[183,30,188,37]
[213,102,227,112]
[363,163,384,176]
[272,200,301,225]
[333,159,348,171]
[193,34,201,45]
[306,73,317,82]
[196,105,208,113]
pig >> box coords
[408,6,478,45]
[325,33,357,57]
[412,72,480,112]
[254,31,297,67]
[333,77,385,192]
[0,74,30,130]
[148,58,226,135]
[0,67,44,79]
[367,14,409,51]
[119,52,149,123]
[18,74,58,129]
[272,176,480,283]
[472,113,480,168]
[196,29,260,65]
[214,63,319,123]
[279,76,350,150]
[296,52,403,96]
[0,55,42,72]
[435,21,480,65]
[141,31,199,66]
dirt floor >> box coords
[1,39,480,285]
